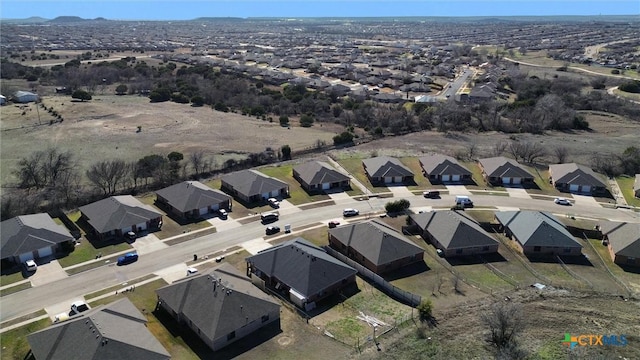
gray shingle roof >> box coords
[478,157,534,179]
[549,163,606,187]
[1,213,74,258]
[328,219,424,266]
[79,196,163,233]
[410,211,499,250]
[221,170,288,198]
[600,222,640,258]
[27,298,170,360]
[362,156,413,178]
[155,181,231,213]
[494,211,582,249]
[293,161,350,186]
[156,263,279,343]
[419,154,471,177]
[246,238,356,298]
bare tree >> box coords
[86,160,129,195]
[15,151,44,189]
[481,302,525,353]
[189,151,205,177]
[466,142,477,161]
[492,140,508,157]
[552,146,570,164]
[522,141,547,164]
[507,141,523,162]
[42,148,75,188]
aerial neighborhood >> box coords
[1,12,639,360]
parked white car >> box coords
[71,301,90,315]
[343,208,359,217]
[554,197,571,206]
[25,259,37,272]
[268,198,280,208]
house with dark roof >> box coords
[478,156,535,186]
[548,163,607,195]
[600,222,640,267]
[494,211,582,256]
[328,219,424,274]
[155,181,232,221]
[408,211,499,257]
[1,213,74,263]
[293,161,350,193]
[156,263,280,351]
[221,170,289,203]
[362,156,414,185]
[27,298,170,360]
[78,195,163,240]
[634,174,640,198]
[246,238,357,309]
[419,154,472,184]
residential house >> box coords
[156,263,280,351]
[155,181,232,220]
[221,170,289,203]
[478,156,535,186]
[78,195,163,240]
[362,156,414,185]
[419,154,472,184]
[246,238,357,309]
[634,174,640,198]
[494,211,582,256]
[1,213,74,263]
[372,92,404,103]
[548,163,607,195]
[600,222,640,267]
[328,219,424,274]
[408,211,499,257]
[27,298,170,360]
[293,161,350,193]
[13,90,38,103]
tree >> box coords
[480,302,525,352]
[552,146,570,164]
[115,84,128,95]
[71,89,92,102]
[281,145,291,160]
[416,299,433,322]
[299,114,314,127]
[189,151,205,176]
[333,131,354,146]
[167,151,184,162]
[191,95,204,107]
[385,199,411,213]
[86,159,129,195]
[279,115,289,127]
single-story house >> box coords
[548,163,607,195]
[246,238,357,310]
[634,174,640,198]
[408,211,499,257]
[78,195,163,240]
[27,298,170,360]
[419,154,472,183]
[0,94,6,105]
[600,222,640,267]
[494,211,582,256]
[13,90,39,103]
[1,213,74,263]
[221,170,289,203]
[155,181,232,220]
[328,219,424,274]
[362,156,414,185]
[478,156,535,186]
[293,161,350,193]
[156,263,280,351]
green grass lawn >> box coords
[154,216,213,240]
[587,239,640,296]
[258,165,330,205]
[616,176,640,207]
[276,226,329,247]
[336,158,387,193]
[463,210,497,224]
[400,157,446,190]
[526,168,563,196]
[460,161,489,189]
[0,282,32,297]
[56,240,132,268]
[0,269,28,287]
[0,318,50,360]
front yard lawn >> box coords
[616,176,640,207]
[258,165,330,205]
[56,239,132,268]
[336,157,387,193]
[0,318,50,360]
[400,157,446,190]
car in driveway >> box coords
[265,225,280,235]
[124,231,137,242]
[25,259,37,272]
[268,198,280,208]
[70,301,90,315]
[328,220,341,228]
[218,209,228,218]
[117,252,139,266]
[554,197,571,206]
[343,208,359,217]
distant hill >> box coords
[48,16,90,23]
[0,16,49,24]
[191,17,245,22]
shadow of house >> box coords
[327,219,425,275]
[221,170,289,204]
[478,156,535,186]
[1,213,74,264]
[156,263,280,352]
[419,154,474,184]
[155,181,232,223]
[408,210,499,258]
[78,196,163,241]
[293,161,350,194]
[495,211,583,257]
[600,221,640,268]
[548,163,608,196]
[245,238,357,311]
[27,298,170,360]
[362,156,414,186]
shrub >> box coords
[300,114,314,127]
[333,131,354,146]
[385,199,411,213]
[279,115,289,126]
[417,299,433,322]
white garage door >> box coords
[581,185,591,194]
[512,177,521,185]
[569,184,580,192]
[199,207,209,216]
[136,222,147,231]
[393,176,402,183]
[210,204,220,211]
[452,175,461,182]
[37,246,53,258]
[384,177,393,184]
[262,192,270,199]
[19,252,34,262]
[322,183,331,190]
[502,177,511,185]
[442,175,451,182]
[270,189,280,197]
[121,226,133,234]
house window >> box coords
[227,331,236,341]
[534,246,541,252]
[262,315,269,323]
[456,249,463,254]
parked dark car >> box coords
[423,190,441,199]
[265,226,280,235]
[124,231,137,241]
[328,220,341,228]
[117,252,139,266]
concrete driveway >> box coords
[505,187,531,199]
[388,185,415,198]
[130,233,168,255]
[572,194,602,207]
[328,191,352,202]
[155,263,189,284]
[29,259,67,287]
[242,238,273,255]
[207,217,242,231]
[446,185,472,195]
[45,296,87,322]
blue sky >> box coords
[1,1,638,20]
